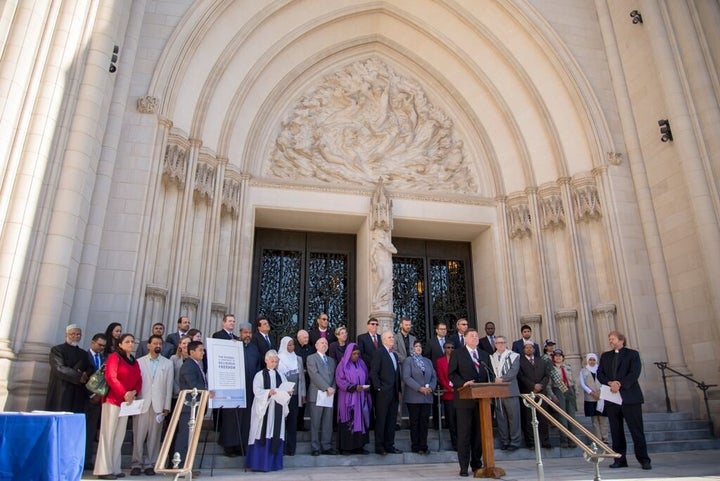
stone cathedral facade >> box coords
[1,1,719,431]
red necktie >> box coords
[472,350,480,371]
[561,366,569,387]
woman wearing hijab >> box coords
[94,333,142,480]
[334,342,372,454]
[579,353,608,442]
[246,350,291,472]
[277,336,306,456]
[103,322,122,356]
[402,340,437,454]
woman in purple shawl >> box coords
[334,342,372,454]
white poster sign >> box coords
[206,338,246,409]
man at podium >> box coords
[448,328,493,477]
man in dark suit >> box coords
[370,331,403,455]
[478,321,496,355]
[211,314,244,456]
[46,324,91,413]
[517,343,551,449]
[251,316,274,366]
[309,312,338,346]
[448,328,492,477]
[449,318,469,348]
[163,316,190,358]
[511,324,540,358]
[136,322,164,358]
[597,331,651,470]
[357,317,381,367]
[84,333,107,469]
[176,340,208,468]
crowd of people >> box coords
[44,314,651,479]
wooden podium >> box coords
[459,382,510,478]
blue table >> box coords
[0,412,85,481]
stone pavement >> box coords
[82,449,720,480]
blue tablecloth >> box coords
[0,412,85,481]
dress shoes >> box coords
[116,475,126,479]
[223,450,237,457]
[144,468,155,476]
[322,449,338,455]
[98,476,117,480]
[506,445,518,452]
[311,450,320,456]
[500,445,508,450]
[459,471,469,477]
[609,460,628,468]
[386,447,403,454]
[641,462,652,470]
[541,443,552,449]
[375,449,387,455]
[130,468,142,476]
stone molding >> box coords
[137,95,158,114]
[222,177,242,216]
[194,162,215,200]
[507,195,532,239]
[571,177,601,222]
[163,144,187,186]
[538,190,565,230]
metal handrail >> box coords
[654,361,717,437]
[520,392,619,481]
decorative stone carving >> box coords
[507,202,532,238]
[371,178,393,231]
[539,194,565,230]
[370,228,397,312]
[163,144,187,186]
[592,303,617,345]
[269,57,477,193]
[137,95,158,114]
[572,183,601,222]
[607,151,622,166]
[194,162,215,200]
[222,178,242,216]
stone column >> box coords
[520,314,542,343]
[369,179,396,333]
[554,309,580,362]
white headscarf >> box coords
[278,336,298,374]
[585,353,599,374]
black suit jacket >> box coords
[251,331,274,365]
[422,336,445,365]
[309,327,337,346]
[517,356,550,394]
[357,332,380,368]
[370,347,401,398]
[448,332,465,348]
[212,329,239,341]
[179,358,206,390]
[448,346,492,409]
[511,339,541,358]
[478,336,495,355]
[597,347,644,404]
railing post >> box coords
[522,393,545,481]
[654,361,673,413]
[698,383,716,438]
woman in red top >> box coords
[435,342,458,451]
[94,333,142,480]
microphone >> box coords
[479,360,494,382]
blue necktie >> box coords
[94,353,101,369]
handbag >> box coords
[86,364,108,396]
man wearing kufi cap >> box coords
[45,324,91,412]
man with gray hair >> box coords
[489,335,522,451]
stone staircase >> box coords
[107,411,718,470]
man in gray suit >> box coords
[489,335,522,451]
[393,317,416,426]
[306,337,337,456]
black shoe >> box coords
[506,445,518,452]
[98,476,117,480]
[609,460,628,468]
[641,462,652,470]
[387,447,403,454]
[526,444,535,450]
[541,443,552,449]
[144,469,155,476]
[130,468,142,476]
[459,471,469,477]
[223,450,237,457]
[311,450,320,456]
[375,449,387,455]
[322,449,338,455]
[500,445,508,450]
[116,475,126,479]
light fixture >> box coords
[630,10,643,24]
[109,45,119,73]
[658,119,673,142]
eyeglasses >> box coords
[369,322,378,326]
[495,341,507,344]
[320,317,328,320]
[444,346,455,349]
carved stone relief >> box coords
[194,162,215,201]
[268,57,477,193]
[163,144,187,187]
[507,200,532,239]
[572,181,601,222]
[137,95,158,114]
[222,178,242,216]
[539,194,565,230]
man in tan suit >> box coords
[131,335,174,475]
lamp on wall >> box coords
[109,45,119,73]
[658,119,673,142]
[630,10,643,24]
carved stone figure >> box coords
[269,57,477,193]
[371,229,397,312]
[371,178,392,231]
